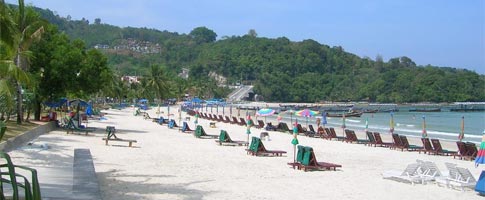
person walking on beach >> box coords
[316,118,321,127]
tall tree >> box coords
[145,65,170,104]
[0,0,30,121]
[189,27,217,44]
[11,0,44,123]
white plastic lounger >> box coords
[382,163,422,185]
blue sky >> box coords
[9,0,485,74]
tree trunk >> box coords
[25,108,30,122]
[16,82,23,124]
[16,53,23,124]
[34,100,41,121]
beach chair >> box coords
[416,159,442,184]
[256,120,265,129]
[0,152,41,200]
[331,127,346,141]
[231,117,239,124]
[306,125,317,137]
[215,130,248,146]
[344,129,355,143]
[373,132,393,148]
[465,142,478,160]
[65,117,96,135]
[451,167,477,191]
[326,128,345,141]
[224,116,231,123]
[399,135,424,152]
[157,116,168,125]
[391,134,405,151]
[238,118,247,126]
[276,122,290,133]
[246,137,286,156]
[352,130,369,144]
[382,163,423,185]
[194,125,219,139]
[217,115,224,122]
[168,119,179,129]
[181,122,194,133]
[430,139,457,156]
[299,146,342,172]
[366,131,377,147]
[456,141,476,161]
[318,126,330,139]
[102,126,137,147]
[344,129,367,144]
[437,163,477,191]
[420,138,435,154]
[295,124,308,136]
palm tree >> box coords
[145,65,170,104]
[0,0,30,122]
[10,0,44,124]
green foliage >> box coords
[189,27,217,44]
[29,24,112,101]
[31,6,485,103]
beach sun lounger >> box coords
[194,125,219,139]
[382,163,423,185]
[215,130,248,146]
[430,139,457,156]
[246,137,286,156]
[181,122,194,133]
[436,163,477,191]
[415,159,442,184]
[373,132,393,148]
[456,142,477,161]
[295,146,342,172]
[399,135,424,152]
[65,117,96,135]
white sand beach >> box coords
[5,106,483,200]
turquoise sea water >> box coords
[273,110,485,143]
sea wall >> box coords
[0,121,57,152]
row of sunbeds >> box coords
[284,122,477,162]
[182,112,342,172]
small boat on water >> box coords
[326,112,363,118]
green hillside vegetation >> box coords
[36,6,485,103]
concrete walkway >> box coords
[1,123,102,200]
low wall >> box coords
[0,121,57,152]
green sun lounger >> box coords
[215,130,248,146]
[246,137,286,156]
[194,125,218,139]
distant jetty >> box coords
[450,102,485,112]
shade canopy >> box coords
[256,108,275,117]
[295,109,319,117]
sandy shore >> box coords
[5,106,483,199]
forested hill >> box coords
[36,7,485,103]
